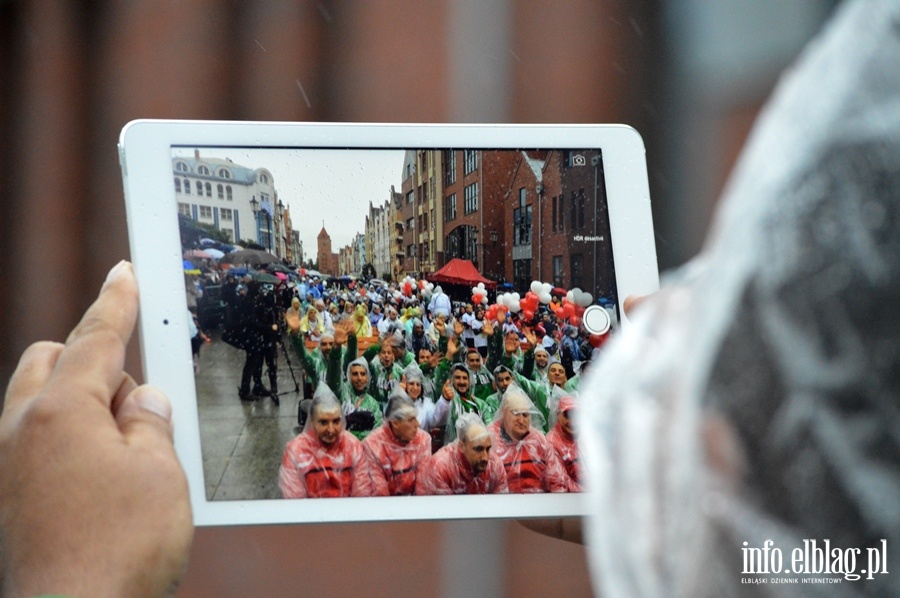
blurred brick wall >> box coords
[0,2,659,596]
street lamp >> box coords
[489,229,498,245]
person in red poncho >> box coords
[363,391,432,496]
[279,385,375,499]
[545,394,580,492]
[488,385,569,493]
[416,412,508,495]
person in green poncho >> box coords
[326,344,382,441]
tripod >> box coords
[271,331,301,405]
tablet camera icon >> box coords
[572,154,586,166]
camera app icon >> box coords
[572,154,586,166]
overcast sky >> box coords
[174,147,406,256]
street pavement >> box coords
[195,330,306,501]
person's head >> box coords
[555,395,575,437]
[347,358,370,393]
[291,297,301,311]
[306,306,318,320]
[309,386,344,445]
[456,413,492,474]
[500,387,532,441]
[434,313,445,325]
[403,363,425,401]
[416,347,432,365]
[451,364,470,395]
[465,349,483,372]
[385,395,419,444]
[465,304,473,315]
[534,346,550,369]
[329,304,339,316]
[413,320,425,337]
[388,307,398,320]
[379,341,395,368]
[505,331,521,354]
[492,365,515,394]
[319,333,335,356]
[390,332,407,360]
[548,362,568,386]
[373,304,381,314]
[475,308,484,320]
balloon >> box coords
[554,306,565,319]
[568,315,581,326]
[523,309,535,321]
[541,283,552,295]
[566,290,575,302]
[486,305,498,320]
[508,301,521,313]
[589,332,609,348]
[580,292,593,306]
[530,280,542,294]
[539,292,552,304]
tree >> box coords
[239,239,265,250]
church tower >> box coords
[317,225,333,275]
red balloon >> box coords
[564,303,575,318]
[589,332,609,348]
[568,315,581,326]
[554,306,566,319]
[523,309,535,321]
[486,305,498,320]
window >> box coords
[260,174,269,184]
[220,208,233,221]
[463,150,477,175]
[464,182,478,214]
[205,182,212,197]
[513,188,532,246]
[429,176,435,201]
[406,218,414,231]
[577,188,586,229]
[570,254,584,289]
[406,162,413,179]
[513,259,533,293]
[570,192,577,230]
[174,178,181,193]
[184,180,191,194]
[198,205,212,220]
[218,168,231,179]
[260,192,269,204]
[196,181,203,195]
[177,203,191,216]
[558,193,565,230]
[175,162,188,172]
[226,185,233,200]
[198,165,210,175]
[406,191,414,205]
[422,242,429,262]
[217,184,224,199]
[553,256,564,287]
[407,244,415,259]
[445,151,456,185]
[220,228,233,241]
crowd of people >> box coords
[187,263,611,497]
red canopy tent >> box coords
[428,258,496,289]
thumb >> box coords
[116,385,175,445]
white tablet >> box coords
[118,121,658,526]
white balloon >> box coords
[566,290,575,302]
[530,280,542,294]
[508,301,521,313]
[579,292,593,307]
[539,292,552,304]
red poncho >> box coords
[362,424,432,496]
[279,429,374,498]
[416,441,508,495]
[488,421,570,493]
[546,424,581,492]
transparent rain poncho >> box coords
[278,385,374,499]
[395,363,449,431]
[416,412,509,495]
[488,385,569,494]
[545,394,580,492]
[361,395,432,496]
[579,1,900,595]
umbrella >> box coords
[182,259,196,270]
[185,249,212,259]
[252,272,281,284]
[220,248,280,265]
[205,248,225,259]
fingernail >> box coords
[104,260,131,286]
[132,386,173,422]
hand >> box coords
[334,320,352,345]
[447,336,459,358]
[428,351,443,369]
[483,319,494,337]
[0,261,192,597]
[523,328,538,348]
[453,319,464,337]
[496,310,507,324]
[434,319,446,336]
[400,374,407,391]
[442,379,454,402]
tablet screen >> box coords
[173,146,618,502]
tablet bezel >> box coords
[118,120,659,526]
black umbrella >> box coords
[220,248,280,265]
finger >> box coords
[110,373,139,416]
[2,341,65,415]
[623,294,649,316]
[46,261,139,409]
[116,385,174,445]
